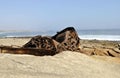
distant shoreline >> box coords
[1,36,120,42]
[0,36,120,42]
[0,29,120,41]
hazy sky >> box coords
[0,0,120,31]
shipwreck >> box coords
[0,27,80,56]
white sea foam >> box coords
[79,35,120,41]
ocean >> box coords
[0,29,120,41]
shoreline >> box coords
[2,36,120,42]
[1,36,120,41]
[0,37,120,46]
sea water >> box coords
[78,29,120,41]
[0,29,120,41]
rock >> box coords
[80,40,120,57]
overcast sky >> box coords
[0,0,120,31]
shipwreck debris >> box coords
[21,27,80,55]
[52,27,80,52]
[0,46,56,56]
[0,27,81,56]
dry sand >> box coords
[0,37,31,47]
[0,38,120,78]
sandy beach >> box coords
[1,0,120,77]
[0,37,120,78]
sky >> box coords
[0,0,120,31]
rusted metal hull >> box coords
[0,46,57,56]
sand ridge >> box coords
[0,51,120,78]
